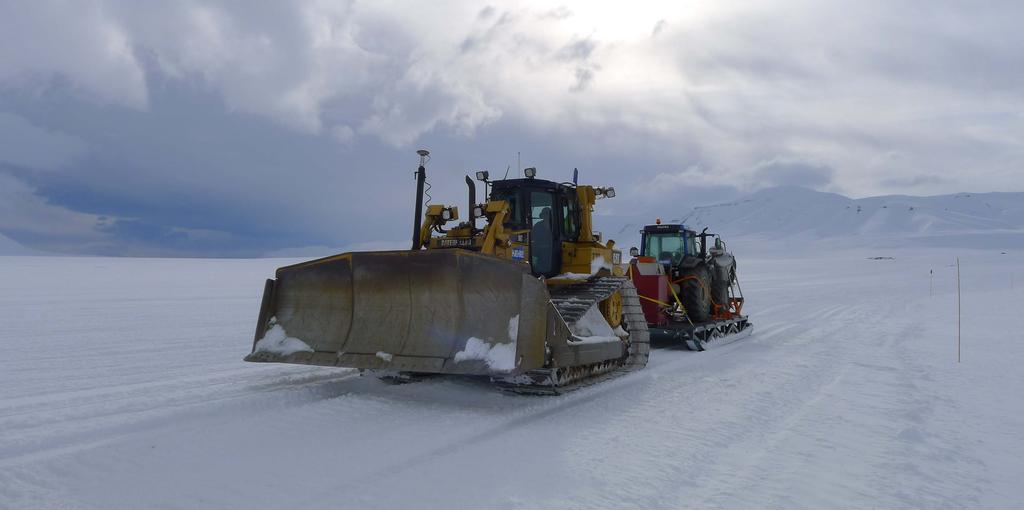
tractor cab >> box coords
[639,223,703,269]
[489,177,581,277]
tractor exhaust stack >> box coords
[465,175,476,231]
[411,150,429,249]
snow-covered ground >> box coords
[1,248,1021,509]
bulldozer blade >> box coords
[245,250,550,376]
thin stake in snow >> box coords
[956,257,961,364]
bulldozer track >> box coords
[495,276,650,395]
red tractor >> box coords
[628,222,751,350]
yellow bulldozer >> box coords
[245,150,648,393]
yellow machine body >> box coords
[246,164,646,384]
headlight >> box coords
[524,167,537,178]
[441,208,452,220]
[473,205,484,218]
[629,247,639,257]
[475,170,489,181]
[605,187,615,198]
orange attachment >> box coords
[672,275,711,303]
[711,296,744,320]
[637,256,656,263]
[674,274,745,321]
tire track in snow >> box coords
[558,305,877,509]
[0,368,362,468]
[297,297,862,509]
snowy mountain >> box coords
[610,187,1024,251]
[0,232,42,255]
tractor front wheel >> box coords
[679,264,712,322]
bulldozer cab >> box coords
[489,178,580,278]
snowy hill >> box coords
[0,232,41,255]
[610,187,1024,251]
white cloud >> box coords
[0,1,148,108]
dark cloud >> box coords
[652,19,667,37]
[537,6,572,21]
[95,218,187,244]
[556,38,596,62]
[752,159,836,190]
[554,37,599,92]
[0,113,87,169]
[571,67,595,92]
[881,174,947,188]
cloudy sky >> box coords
[1,0,1022,256]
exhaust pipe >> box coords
[465,175,476,231]
[412,150,429,249]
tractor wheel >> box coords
[679,264,712,322]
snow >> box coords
[507,315,519,342]
[452,313,522,369]
[252,321,313,355]
[376,351,393,362]
[590,256,612,275]
[0,247,1022,509]
[553,272,591,280]
[570,304,621,344]
[554,258,613,281]
[453,337,517,372]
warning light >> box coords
[656,218,661,224]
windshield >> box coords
[644,232,694,261]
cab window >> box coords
[645,233,686,261]
[561,193,579,241]
[491,189,525,227]
[529,191,556,275]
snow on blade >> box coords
[553,272,591,280]
[507,315,519,343]
[253,322,314,355]
[570,304,621,344]
[453,337,516,372]
[376,351,393,362]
